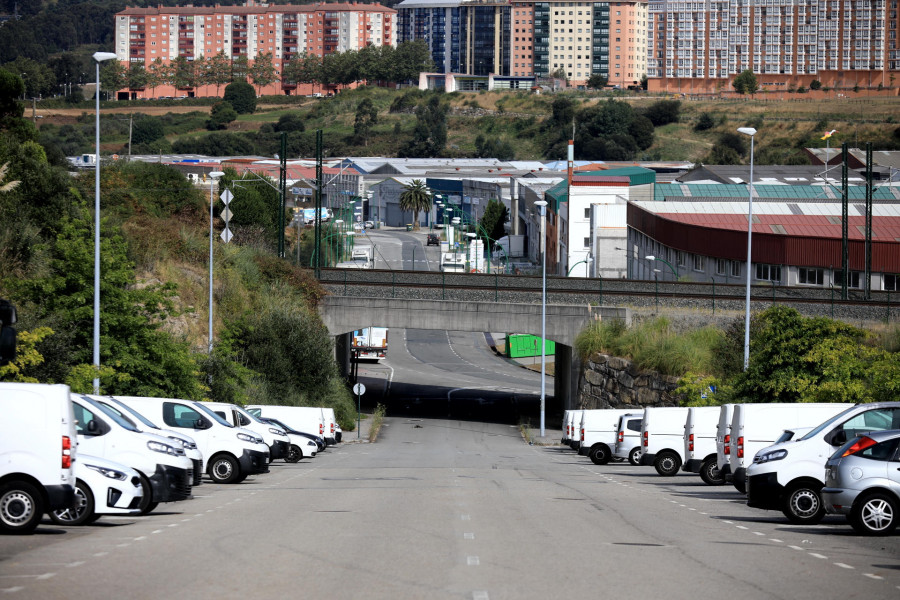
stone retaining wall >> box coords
[578,353,682,410]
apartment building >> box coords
[114,0,396,98]
[647,0,900,94]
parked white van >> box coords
[727,402,852,493]
[0,383,76,534]
[612,412,644,465]
[561,410,573,445]
[71,394,193,514]
[639,407,690,476]
[321,407,338,445]
[116,397,270,484]
[749,402,900,524]
[682,406,727,485]
[578,409,636,465]
[566,410,584,451]
[246,405,327,443]
[49,454,143,526]
[204,401,291,461]
[715,404,736,478]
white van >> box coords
[682,406,727,485]
[566,410,584,451]
[639,406,690,476]
[71,394,193,514]
[116,397,270,484]
[613,412,644,465]
[204,401,291,461]
[561,410,573,445]
[715,404,736,477]
[321,408,338,445]
[577,409,635,465]
[0,383,77,534]
[727,402,852,493]
[91,395,204,487]
[49,454,143,526]
[246,405,327,443]
[749,402,900,524]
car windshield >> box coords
[264,417,298,434]
[236,406,268,426]
[78,395,141,433]
[192,402,234,427]
[799,406,858,441]
[99,397,161,430]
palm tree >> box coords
[398,179,431,230]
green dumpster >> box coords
[406,224,413,231]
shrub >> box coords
[223,81,256,114]
[694,112,716,131]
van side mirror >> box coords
[194,418,211,430]
[86,420,101,435]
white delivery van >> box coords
[749,402,900,524]
[561,410,572,445]
[321,408,338,445]
[49,454,143,526]
[728,402,852,493]
[116,397,270,484]
[0,383,77,534]
[682,406,728,485]
[613,412,644,465]
[577,409,636,465]
[71,394,193,514]
[91,395,204,487]
[567,410,584,451]
[638,406,690,476]
[204,401,291,461]
[246,405,327,444]
[715,404,737,478]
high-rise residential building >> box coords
[114,0,396,98]
[647,0,900,94]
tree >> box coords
[131,117,165,145]
[248,52,278,96]
[171,56,198,91]
[732,69,758,95]
[2,56,55,99]
[274,113,305,133]
[231,54,249,82]
[0,69,25,124]
[100,60,126,100]
[642,100,681,126]
[587,74,608,90]
[206,101,237,130]
[204,51,232,94]
[354,98,378,146]
[809,80,822,91]
[392,40,433,83]
[398,179,432,229]
[146,58,171,98]
[223,80,256,114]
[694,112,716,131]
[126,63,148,93]
[398,95,447,158]
[478,199,509,247]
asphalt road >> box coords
[2,419,898,599]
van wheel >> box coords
[0,481,43,534]
[208,454,240,484]
[849,492,898,535]
[781,481,825,524]
[699,457,726,486]
[285,445,302,463]
[50,480,94,526]
[137,474,157,515]
[654,451,681,476]
[589,444,611,465]
[628,447,641,466]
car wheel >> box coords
[781,481,825,525]
[628,447,641,466]
[208,454,240,484]
[589,444,611,465]
[849,492,899,536]
[699,457,726,486]
[137,474,157,515]
[654,451,681,476]
[50,480,94,526]
[285,445,302,463]
[0,481,44,534]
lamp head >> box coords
[209,171,225,179]
[645,255,655,260]
[93,52,118,63]
[737,127,757,137]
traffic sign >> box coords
[220,207,232,223]
[220,189,234,205]
[352,383,366,395]
[220,228,233,243]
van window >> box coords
[627,419,641,432]
[835,408,900,441]
[164,402,205,428]
[237,413,251,426]
[73,403,105,436]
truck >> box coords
[301,207,332,224]
[352,327,388,361]
[440,252,466,272]
[493,235,525,259]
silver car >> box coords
[822,429,900,535]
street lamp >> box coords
[92,50,117,394]
[534,200,548,438]
[465,232,477,272]
[737,126,757,371]
[207,171,225,355]
[645,255,678,279]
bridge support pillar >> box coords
[335,332,352,379]
[553,344,580,416]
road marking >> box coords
[473,592,489,600]
[133,536,146,542]
[752,532,764,536]
[788,545,804,551]
[833,563,854,569]
[93,552,108,557]
[66,562,84,568]
[863,574,883,580]
[35,574,54,581]
[467,556,480,566]
[116,544,130,548]
[769,539,783,543]
[723,520,733,524]
[809,553,828,559]
[167,524,178,528]
[1,586,24,593]
[735,526,748,530]
[461,514,471,520]
[151,530,163,534]
[464,533,475,540]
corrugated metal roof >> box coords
[654,182,899,201]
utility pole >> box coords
[314,129,323,278]
[278,131,286,258]
[841,142,848,300]
[865,143,873,300]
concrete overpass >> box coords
[318,295,630,412]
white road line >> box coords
[35,574,54,581]
[467,556,480,566]
[461,514,471,521]
[769,539,783,543]
[93,552,108,557]
[788,545,804,551]
[735,525,748,530]
[752,532,764,536]
[133,537,146,542]
[1,586,24,593]
[863,574,883,580]
[464,533,475,540]
[473,592,490,600]
[151,530,163,534]
[809,553,828,559]
[66,562,84,568]
[833,563,854,569]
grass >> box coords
[368,403,386,442]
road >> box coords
[2,419,898,599]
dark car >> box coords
[427,233,440,246]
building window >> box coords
[584,237,590,248]
[884,273,900,291]
[584,207,590,219]
[676,251,686,267]
[834,270,862,289]
[730,260,741,278]
[692,254,705,272]
[716,258,727,275]
[756,263,781,282]
[798,267,825,286]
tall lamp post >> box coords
[92,51,117,394]
[535,200,548,438]
[737,127,757,371]
[208,171,225,355]
[645,255,678,279]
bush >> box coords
[694,112,715,132]
[642,100,681,126]
[223,81,256,114]
[206,101,237,131]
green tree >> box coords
[223,80,256,114]
[398,95,447,158]
[204,51,232,94]
[642,100,681,126]
[248,51,278,96]
[231,54,249,82]
[146,57,171,98]
[126,63,148,94]
[2,56,55,99]
[587,74,608,89]
[391,39,433,83]
[694,112,716,131]
[171,56,198,91]
[207,100,237,130]
[131,117,165,145]
[398,179,432,229]
[478,199,509,247]
[100,60,126,100]
[353,98,378,146]
[732,69,759,95]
